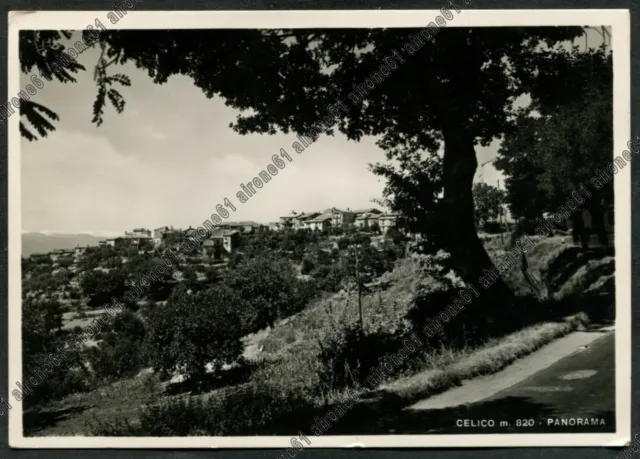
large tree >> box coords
[495,47,613,221]
[19,26,585,316]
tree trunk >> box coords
[439,127,515,319]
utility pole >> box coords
[498,179,504,245]
[353,245,364,333]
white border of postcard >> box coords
[8,8,631,449]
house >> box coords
[355,212,381,229]
[354,208,383,217]
[293,212,321,230]
[306,213,333,232]
[49,250,74,261]
[279,215,297,230]
[222,221,267,234]
[269,222,281,231]
[125,228,153,245]
[30,253,49,262]
[126,228,152,238]
[202,229,240,259]
[105,238,116,247]
[129,234,152,245]
[378,213,399,233]
[153,226,170,239]
[326,207,355,226]
[161,228,184,247]
[153,226,171,245]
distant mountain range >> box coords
[22,233,107,257]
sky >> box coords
[20,28,608,235]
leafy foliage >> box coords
[372,154,442,238]
[317,323,403,390]
[87,311,147,381]
[223,254,313,331]
[18,30,86,140]
[143,285,244,381]
[472,182,506,227]
[79,269,127,307]
[19,27,590,308]
[495,47,613,218]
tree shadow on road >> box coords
[326,393,615,435]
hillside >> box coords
[23,234,615,436]
[22,232,106,256]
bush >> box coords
[385,227,407,244]
[87,311,147,381]
[301,257,315,275]
[317,323,402,391]
[313,264,344,292]
[337,238,349,250]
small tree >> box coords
[143,285,244,382]
[224,254,308,332]
[341,243,389,332]
[472,182,506,228]
[87,311,147,381]
[80,270,127,307]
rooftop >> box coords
[296,212,321,220]
[307,213,333,223]
[210,228,240,238]
[353,208,382,215]
[356,212,380,220]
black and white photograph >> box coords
[7,9,631,448]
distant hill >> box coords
[22,233,107,257]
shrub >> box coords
[337,238,349,250]
[404,252,485,347]
[87,311,147,381]
[316,323,402,391]
[301,257,315,275]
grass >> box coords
[24,373,165,436]
[375,312,590,402]
[26,236,614,436]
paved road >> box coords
[424,331,616,434]
[330,331,615,434]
